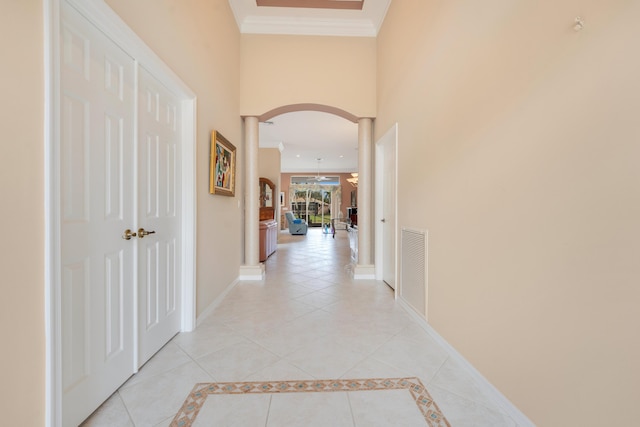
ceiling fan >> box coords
[310,158,330,182]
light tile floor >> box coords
[82,228,519,427]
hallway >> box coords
[82,229,519,426]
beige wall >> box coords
[1,2,45,425]
[106,0,242,316]
[240,34,376,118]
[377,1,640,425]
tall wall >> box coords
[240,34,376,118]
[376,1,640,425]
[1,1,45,425]
[106,0,242,316]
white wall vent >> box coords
[400,228,428,319]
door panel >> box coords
[137,67,182,365]
[60,4,135,426]
[382,133,397,289]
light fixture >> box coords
[311,158,329,182]
[347,172,358,187]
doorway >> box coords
[375,124,398,292]
[290,184,341,228]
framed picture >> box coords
[209,130,236,196]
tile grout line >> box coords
[346,391,358,427]
[263,394,273,427]
[115,391,137,427]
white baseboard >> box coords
[353,264,376,279]
[239,264,265,281]
[397,297,535,427]
[196,278,240,326]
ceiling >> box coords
[229,0,390,173]
[259,111,358,173]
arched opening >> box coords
[243,103,374,280]
[258,103,360,124]
[257,108,358,232]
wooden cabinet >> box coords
[259,219,277,262]
[259,178,277,261]
[259,177,276,221]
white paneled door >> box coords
[381,128,397,290]
[60,5,136,426]
[137,67,183,365]
[59,4,183,426]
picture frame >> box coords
[209,130,236,196]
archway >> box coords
[259,103,359,123]
[240,105,375,280]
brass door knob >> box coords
[122,229,137,240]
[138,228,156,239]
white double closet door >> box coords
[60,4,183,425]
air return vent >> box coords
[400,228,428,319]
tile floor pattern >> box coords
[82,228,520,427]
[170,378,449,427]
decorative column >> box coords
[354,117,375,279]
[239,116,265,280]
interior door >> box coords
[382,134,397,289]
[137,67,183,365]
[60,4,136,425]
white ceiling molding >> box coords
[259,140,286,152]
[228,0,391,37]
[241,16,377,37]
[256,0,364,10]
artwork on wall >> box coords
[209,130,236,196]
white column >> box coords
[354,117,375,279]
[239,116,265,280]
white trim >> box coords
[196,278,240,326]
[397,298,536,427]
[45,1,198,424]
[240,16,377,37]
[353,264,376,279]
[181,98,198,332]
[44,1,62,425]
[374,123,398,297]
[259,140,285,152]
[239,265,266,281]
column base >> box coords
[353,264,376,280]
[239,264,265,281]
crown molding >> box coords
[256,0,364,10]
[259,140,285,152]
[240,16,377,37]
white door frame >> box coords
[374,123,398,297]
[44,1,197,425]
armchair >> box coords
[285,212,308,235]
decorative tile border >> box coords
[170,377,450,427]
